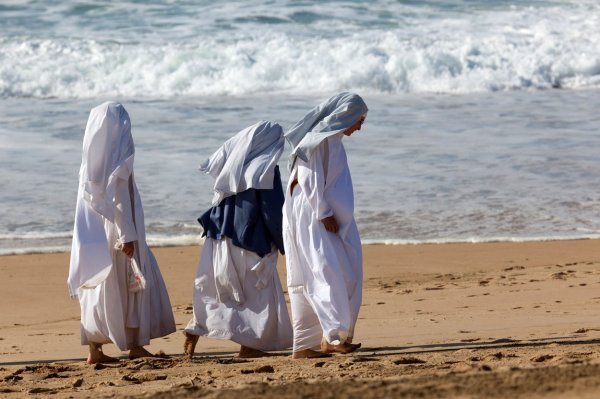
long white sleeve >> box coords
[113,176,138,243]
[296,139,333,221]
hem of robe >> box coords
[184,320,291,351]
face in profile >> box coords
[344,115,366,136]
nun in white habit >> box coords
[283,92,368,358]
[68,102,176,364]
[184,120,293,358]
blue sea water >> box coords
[1,0,600,254]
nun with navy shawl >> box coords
[283,92,368,358]
[184,120,293,358]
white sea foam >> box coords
[362,234,600,246]
[1,1,599,99]
[4,234,600,256]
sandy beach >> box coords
[0,240,599,397]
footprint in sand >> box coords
[393,357,426,365]
[460,338,481,343]
[532,354,554,362]
[503,265,525,271]
[552,272,568,280]
[425,286,445,290]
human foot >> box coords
[128,346,157,360]
[320,338,361,354]
[183,332,199,360]
[238,345,270,358]
[87,343,119,364]
[292,349,332,359]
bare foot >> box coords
[128,346,156,360]
[183,331,199,360]
[320,337,361,354]
[292,349,332,359]
[87,343,119,364]
[238,345,270,358]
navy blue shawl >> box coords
[198,166,284,257]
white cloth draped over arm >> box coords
[113,175,138,244]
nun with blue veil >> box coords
[283,92,368,358]
[68,102,176,364]
[184,120,293,358]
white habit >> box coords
[185,120,292,351]
[68,102,176,351]
[283,92,367,352]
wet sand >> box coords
[2,240,600,398]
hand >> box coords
[121,241,135,258]
[320,216,339,234]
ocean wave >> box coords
[362,234,600,246]
[2,13,599,99]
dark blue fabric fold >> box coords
[198,166,284,257]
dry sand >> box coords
[2,240,600,398]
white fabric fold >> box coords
[213,237,247,304]
[200,120,284,206]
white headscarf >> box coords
[68,102,135,298]
[200,120,284,206]
[79,102,134,221]
[284,92,368,171]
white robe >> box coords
[185,237,292,351]
[74,174,176,351]
[283,133,362,351]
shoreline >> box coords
[2,239,600,397]
[5,233,600,257]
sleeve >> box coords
[258,166,285,254]
[296,139,333,221]
[113,176,138,243]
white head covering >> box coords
[284,92,368,171]
[200,120,284,206]
[79,102,134,221]
[68,102,135,298]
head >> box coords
[344,114,366,136]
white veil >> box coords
[200,120,284,206]
[284,92,368,171]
